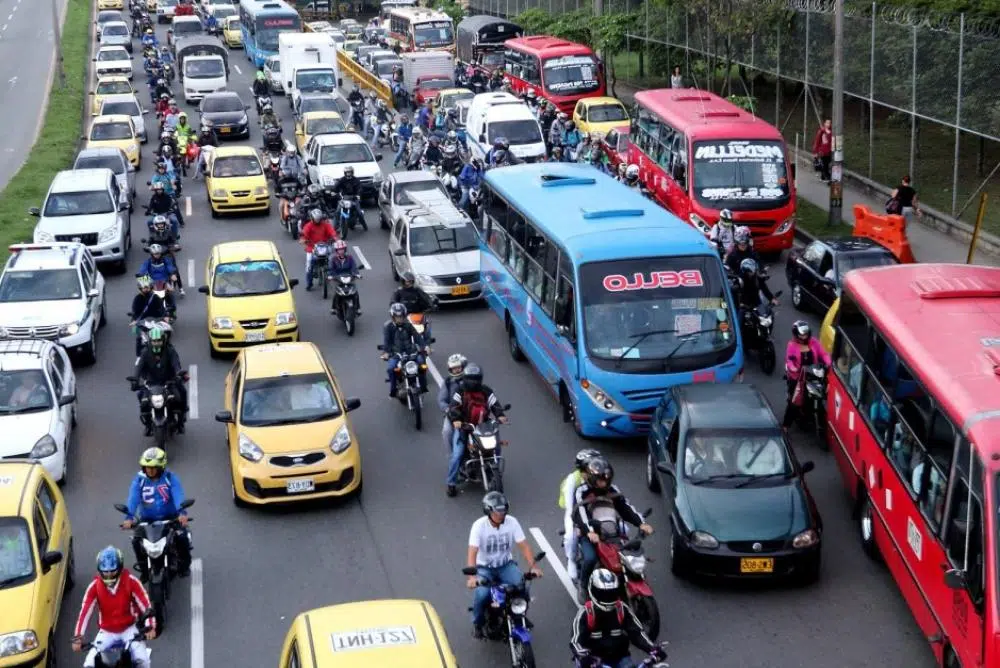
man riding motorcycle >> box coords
[132,327,188,435]
[146,181,182,236]
[279,145,306,184]
[130,275,175,356]
[446,363,508,497]
[260,102,279,130]
[783,320,831,430]
[708,208,737,256]
[252,69,270,99]
[561,449,602,581]
[327,239,361,313]
[370,99,391,148]
[437,353,466,455]
[724,226,757,274]
[406,127,427,169]
[121,447,192,580]
[393,115,413,167]
[422,135,444,167]
[440,143,463,176]
[733,258,778,327]
[380,302,429,398]
[458,158,484,210]
[299,208,338,291]
[174,112,194,148]
[332,166,366,230]
[623,164,642,191]
[138,244,181,295]
[391,271,435,336]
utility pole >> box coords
[828,0,844,225]
[50,0,65,88]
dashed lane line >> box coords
[186,258,195,289]
[187,364,199,420]
[190,558,204,668]
[352,244,371,270]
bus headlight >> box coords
[775,216,794,234]
[580,379,623,413]
[689,213,710,234]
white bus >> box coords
[380,0,418,22]
[387,7,454,52]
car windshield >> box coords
[394,180,447,205]
[409,221,479,256]
[306,117,345,135]
[0,518,34,589]
[174,21,202,34]
[542,54,600,96]
[212,155,262,177]
[302,98,339,115]
[103,24,128,36]
[42,190,115,217]
[186,59,225,78]
[75,155,125,174]
[214,7,236,17]
[202,95,243,113]
[90,122,132,140]
[0,269,83,302]
[211,260,287,297]
[442,91,473,108]
[375,60,402,77]
[835,252,897,278]
[480,51,504,68]
[487,119,541,145]
[97,49,128,61]
[240,372,341,426]
[102,100,140,116]
[682,429,791,482]
[579,256,736,371]
[320,143,373,165]
[97,80,131,95]
[225,18,240,29]
[296,70,336,91]
[413,21,453,47]
[587,103,627,123]
[692,140,790,208]
[0,370,53,414]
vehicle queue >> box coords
[0,0,969,667]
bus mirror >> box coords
[944,568,966,590]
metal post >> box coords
[684,12,690,81]
[803,5,811,143]
[967,193,988,264]
[51,0,65,89]
[909,24,917,179]
[775,27,781,126]
[868,3,875,178]
[952,14,965,217]
[828,0,845,226]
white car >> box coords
[157,0,178,23]
[304,132,384,201]
[0,244,107,366]
[94,45,133,80]
[0,339,77,483]
[264,54,283,93]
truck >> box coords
[456,16,522,72]
[400,51,454,93]
[277,32,341,106]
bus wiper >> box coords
[616,328,679,363]
[734,472,791,488]
[615,327,720,367]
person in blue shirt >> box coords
[394,115,413,167]
[150,161,179,201]
[138,244,179,286]
[204,13,219,33]
[458,158,484,209]
[562,121,582,161]
[140,28,158,48]
[158,45,174,65]
[121,447,191,581]
[416,101,433,131]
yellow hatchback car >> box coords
[432,87,474,115]
[205,145,270,217]
[98,0,124,10]
[572,96,630,136]
[279,600,458,668]
[0,461,74,668]
[90,76,134,116]
[199,240,299,356]
[221,16,243,48]
[216,342,362,506]
[295,111,347,153]
[85,114,141,169]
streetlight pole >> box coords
[50,0,65,89]
[828,0,844,225]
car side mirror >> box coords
[800,460,815,474]
[41,551,63,572]
[307,158,317,166]
[214,410,234,423]
[478,134,486,143]
[197,285,209,294]
[344,397,361,412]
[289,278,299,288]
[655,462,675,477]
[142,109,150,115]
[58,394,76,407]
[944,568,967,590]
[393,248,406,256]
[28,207,40,217]
[375,154,383,161]
[88,288,100,298]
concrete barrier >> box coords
[336,49,394,109]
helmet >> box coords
[428,135,440,146]
[566,121,575,130]
[574,448,601,472]
[400,271,414,285]
[443,144,457,157]
[526,89,536,99]
[160,92,169,100]
[307,184,321,197]
[139,446,167,469]
[446,130,457,141]
[285,145,296,155]
[178,112,187,120]
[377,99,386,108]
[481,491,509,516]
[584,456,613,487]
[588,568,621,611]
[718,208,734,226]
[497,137,509,150]
[137,275,153,290]
[147,326,165,352]
[309,208,323,222]
[269,155,280,166]
[153,215,168,228]
[492,149,508,164]
[625,164,639,180]
[369,91,377,99]
[412,127,423,137]
[734,226,751,245]
[344,166,355,177]
[792,320,812,341]
[148,243,164,256]
[333,239,347,252]
[255,70,266,81]
[462,362,483,390]
[96,546,124,587]
[739,258,758,275]
[447,353,467,376]
[492,137,505,149]
[389,302,407,318]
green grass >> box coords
[795,197,850,239]
[0,0,92,263]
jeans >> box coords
[394,141,408,166]
[579,537,599,588]
[458,186,470,209]
[371,122,384,147]
[441,416,454,453]
[386,354,426,395]
[305,252,319,289]
[448,427,501,485]
[563,513,579,574]
[471,562,524,626]
[84,628,149,668]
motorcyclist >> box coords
[162,100,182,131]
[146,181,182,236]
[347,84,364,109]
[465,492,542,638]
[570,568,664,668]
[192,124,218,180]
[71,546,155,667]
[539,102,557,141]
[393,115,413,167]
[333,166,366,231]
[783,320,831,430]
[154,92,171,117]
[260,102,280,130]
[252,68,270,98]
[548,112,567,151]
[485,137,506,166]
[370,99,391,148]
[299,208,338,291]
[573,456,653,587]
[445,109,463,136]
[458,157,484,209]
[587,147,609,174]
[174,112,194,148]
[724,226,758,274]
[489,69,504,91]
[489,147,512,168]
[469,67,487,92]
[279,145,306,184]
[437,353,466,455]
[406,127,427,169]
[363,91,379,137]
[416,99,433,131]
[130,275,175,356]
[560,449,602,581]
[299,183,324,215]
[138,244,181,294]
[328,239,361,314]
[121,447,192,580]
[132,326,188,434]
[440,143,463,176]
[141,27,157,48]
[623,164,641,191]
[562,121,582,161]
[547,146,564,162]
[392,271,436,326]
[146,215,178,249]
[347,86,365,129]
[422,135,444,166]
[204,12,219,33]
[733,259,777,329]
[708,208,737,256]
[446,363,508,497]
[380,302,429,398]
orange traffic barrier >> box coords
[852,204,917,264]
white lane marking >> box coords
[529,527,579,607]
[187,258,195,288]
[185,195,192,216]
[7,76,15,89]
[426,357,443,387]
[6,13,12,21]
[233,64,241,75]
[351,245,371,270]
[187,364,199,420]
[190,557,204,668]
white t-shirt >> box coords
[468,515,525,568]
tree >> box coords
[514,8,557,35]
[433,0,465,25]
[591,12,640,96]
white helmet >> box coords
[447,353,467,376]
[625,164,639,180]
[588,568,621,611]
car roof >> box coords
[50,169,112,191]
[212,240,279,264]
[99,94,140,106]
[390,171,440,185]
[97,45,129,54]
[75,146,127,163]
[241,342,326,379]
[173,15,202,22]
[6,243,85,271]
[811,237,894,255]
[674,383,778,430]
[579,96,623,107]
[97,10,122,17]
[103,20,129,28]
[302,111,343,120]
[92,114,133,125]
[314,132,364,146]
[0,462,43,516]
[0,340,58,372]
[212,145,258,158]
[96,75,130,84]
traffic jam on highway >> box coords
[0,0,995,666]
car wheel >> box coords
[210,206,220,219]
[99,300,107,328]
[791,283,806,311]
[79,329,98,366]
[857,490,881,562]
[64,541,76,592]
[389,254,399,281]
[668,524,686,578]
[646,452,661,493]
[209,340,223,360]
[231,474,249,508]
[45,633,56,668]
[507,319,526,362]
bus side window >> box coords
[858,367,893,447]
[836,292,869,357]
[505,210,527,281]
[911,444,947,530]
[555,272,576,341]
[668,133,685,185]
[925,409,957,473]
[943,453,985,610]
[832,333,863,399]
[523,55,540,86]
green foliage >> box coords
[432,0,465,25]
[513,8,557,35]
[727,95,757,113]
[848,0,1000,17]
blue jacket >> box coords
[329,254,358,275]
[150,173,176,197]
[397,123,413,141]
[416,106,431,129]
[139,256,178,282]
[458,163,483,188]
[125,469,187,521]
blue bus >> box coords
[477,163,744,438]
[238,0,301,67]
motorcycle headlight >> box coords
[59,322,80,336]
[580,379,623,413]
[143,537,168,558]
[151,394,165,409]
[330,424,351,454]
[276,311,296,326]
[212,316,233,330]
[98,224,119,242]
[238,432,264,462]
[510,598,528,615]
[758,315,772,328]
[690,530,720,549]
[0,630,39,657]
[404,360,419,375]
[623,553,647,575]
[792,529,819,549]
[35,230,54,242]
[30,435,58,459]
[812,367,826,378]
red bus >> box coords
[627,89,795,253]
[827,263,1000,668]
[502,35,605,115]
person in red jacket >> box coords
[72,546,156,667]
[298,208,338,291]
[174,0,195,16]
[811,118,833,182]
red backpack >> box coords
[584,600,624,630]
[462,390,490,425]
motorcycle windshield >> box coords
[140,521,171,542]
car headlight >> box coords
[239,113,248,125]
[254,185,269,196]
[690,530,720,549]
[414,273,435,288]
[238,432,264,462]
[792,529,819,549]
[59,322,80,336]
[0,630,39,657]
[212,316,233,330]
[509,598,528,615]
[35,230,54,242]
[330,424,351,454]
[689,212,711,234]
[151,394,165,409]
[275,311,296,326]
[98,224,118,242]
[143,537,167,558]
[775,216,794,235]
[212,189,227,198]
[372,171,382,183]
[30,435,58,459]
[623,553,647,575]
[580,379,623,413]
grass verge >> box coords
[0,0,92,263]
[795,196,850,239]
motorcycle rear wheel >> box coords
[153,424,167,449]
[321,270,329,299]
[344,305,356,337]
[412,395,422,430]
[485,464,503,493]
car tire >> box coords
[209,340,223,360]
[857,490,881,562]
[45,633,56,668]
[99,300,107,328]
[668,524,686,578]
[507,318,526,362]
[64,541,76,592]
[389,254,399,281]
[791,282,806,311]
[646,452,661,493]
[231,474,249,508]
[210,206,220,219]
[79,329,98,366]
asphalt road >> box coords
[45,19,936,668]
[0,0,70,189]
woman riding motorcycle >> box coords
[783,321,831,430]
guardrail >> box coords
[336,49,395,109]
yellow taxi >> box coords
[85,114,141,169]
[199,240,299,356]
[431,87,474,115]
[0,461,74,667]
[572,96,630,136]
[216,342,362,506]
[820,296,838,354]
[204,145,270,217]
[295,111,347,153]
[221,15,243,48]
[279,600,458,668]
[89,76,134,116]
[98,0,124,10]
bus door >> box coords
[663,132,688,220]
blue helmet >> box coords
[97,546,124,586]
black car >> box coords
[198,92,250,139]
[294,92,346,120]
[785,237,897,313]
[646,383,822,583]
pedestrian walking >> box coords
[887,174,922,224]
[812,118,833,182]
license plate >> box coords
[244,332,266,342]
[220,127,231,133]
[286,479,315,493]
[739,557,774,574]
[451,285,470,296]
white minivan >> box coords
[466,92,545,163]
[182,54,228,103]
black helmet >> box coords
[493,149,508,164]
[462,362,483,390]
[400,271,414,285]
[584,456,613,487]
[481,491,508,516]
[588,568,621,610]
[575,448,601,472]
[389,302,407,318]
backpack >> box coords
[584,600,624,630]
[462,390,490,425]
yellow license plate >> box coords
[451,285,470,296]
[220,127,231,133]
[739,557,774,574]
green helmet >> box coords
[137,275,152,290]
[139,446,167,469]
[148,326,165,351]
[256,70,266,81]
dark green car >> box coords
[646,382,823,583]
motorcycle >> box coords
[335,195,365,239]
[377,346,433,430]
[262,127,284,159]
[128,374,187,448]
[738,290,781,375]
[81,611,155,667]
[461,551,546,668]
[574,647,670,668]
[278,181,303,239]
[132,318,175,353]
[458,412,510,493]
[330,274,360,336]
[375,121,395,149]
[311,242,331,298]
[794,363,828,445]
[350,99,365,130]
[114,499,194,631]
[163,62,175,84]
[265,155,282,185]
[255,93,272,116]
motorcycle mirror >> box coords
[344,397,362,412]
[197,285,209,294]
[460,566,477,576]
[113,503,129,514]
[534,551,546,562]
[503,403,512,410]
[376,344,384,351]
[28,207,40,217]
[801,460,815,474]
[375,154,383,161]
[125,375,137,382]
[180,498,196,509]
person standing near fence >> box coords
[671,66,684,89]
[812,118,833,182]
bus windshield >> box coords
[692,139,789,209]
[579,255,734,370]
[255,14,300,51]
[413,21,453,48]
[542,54,600,96]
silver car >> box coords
[378,170,450,230]
[99,20,133,52]
[72,147,136,212]
[95,10,123,38]
[99,94,148,143]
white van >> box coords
[466,92,545,163]
[182,54,228,103]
